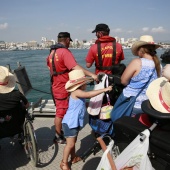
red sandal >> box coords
[71,156,82,164]
[60,160,70,170]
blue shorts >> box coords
[62,123,80,138]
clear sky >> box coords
[0,0,170,43]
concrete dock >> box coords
[0,116,104,170]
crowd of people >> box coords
[0,23,170,170]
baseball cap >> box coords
[92,24,110,33]
[58,32,73,41]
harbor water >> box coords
[0,48,165,102]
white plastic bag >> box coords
[114,129,155,170]
[87,74,108,116]
[96,140,114,170]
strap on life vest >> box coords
[96,40,116,70]
[50,44,69,76]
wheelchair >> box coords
[0,104,39,167]
[81,71,170,169]
[81,99,170,170]
[113,100,170,169]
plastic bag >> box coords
[96,140,114,170]
[87,74,108,116]
[114,129,155,170]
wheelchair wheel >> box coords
[24,120,39,167]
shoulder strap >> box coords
[97,42,103,70]
[112,40,116,64]
[52,50,57,75]
[51,45,68,76]
[97,40,116,71]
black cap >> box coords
[58,32,73,41]
[92,24,110,33]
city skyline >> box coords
[0,0,170,43]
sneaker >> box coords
[53,136,66,144]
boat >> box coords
[160,49,170,63]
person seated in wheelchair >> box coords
[147,63,170,113]
[0,66,29,137]
[140,64,170,127]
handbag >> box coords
[89,75,114,136]
[111,93,137,122]
[87,74,108,116]
[111,70,154,122]
[114,129,154,170]
[99,105,113,120]
[99,94,113,120]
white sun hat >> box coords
[65,69,93,92]
[131,35,161,56]
[0,66,16,93]
[146,77,170,113]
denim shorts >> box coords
[62,123,80,138]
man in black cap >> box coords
[85,23,125,75]
[47,32,97,144]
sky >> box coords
[0,0,170,43]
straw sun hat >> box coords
[146,77,170,113]
[131,35,161,56]
[0,66,16,93]
[65,69,93,92]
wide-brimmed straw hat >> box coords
[131,35,161,56]
[65,70,93,92]
[0,66,16,93]
[146,77,170,113]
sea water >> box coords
[0,48,165,102]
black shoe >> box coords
[53,136,66,144]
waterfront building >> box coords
[0,41,6,49]
[27,41,38,48]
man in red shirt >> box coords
[85,23,125,75]
[47,32,97,144]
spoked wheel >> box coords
[18,132,25,147]
[24,121,39,167]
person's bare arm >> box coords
[72,86,112,99]
[121,58,141,86]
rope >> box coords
[16,81,51,94]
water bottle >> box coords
[0,117,5,123]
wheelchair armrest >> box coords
[108,75,122,85]
[142,100,170,120]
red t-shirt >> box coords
[85,36,125,74]
[46,48,77,95]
